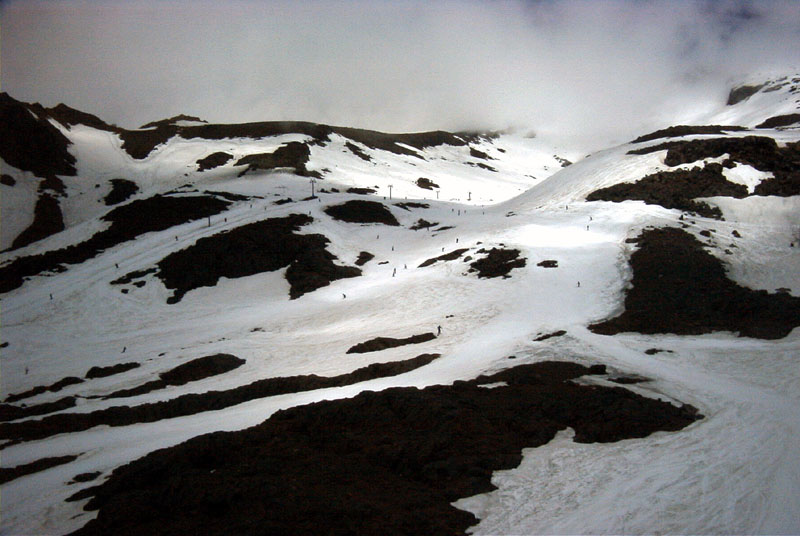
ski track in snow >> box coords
[1,78,800,535]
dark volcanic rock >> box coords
[395,202,429,211]
[469,162,497,172]
[469,147,491,160]
[533,330,567,341]
[0,455,79,485]
[85,363,141,379]
[469,248,526,278]
[196,152,233,171]
[586,163,746,218]
[67,361,700,536]
[110,268,157,286]
[0,194,230,294]
[103,179,139,206]
[0,396,77,422]
[628,136,780,169]
[285,244,362,300]
[346,333,437,354]
[5,376,84,404]
[235,142,318,177]
[609,377,650,385]
[418,248,469,268]
[631,125,747,143]
[756,113,800,129]
[410,218,438,230]
[0,93,77,178]
[46,102,116,131]
[1,174,16,186]
[71,472,102,484]
[537,260,558,268]
[202,190,250,202]
[104,355,245,399]
[415,177,440,190]
[627,137,800,198]
[324,200,399,226]
[0,354,442,445]
[355,251,375,266]
[119,122,468,160]
[346,187,377,195]
[345,141,372,161]
[727,84,765,105]
[10,193,65,250]
[154,214,359,302]
[590,227,800,339]
[160,355,245,385]
[753,171,800,196]
[140,115,206,129]
[334,127,467,158]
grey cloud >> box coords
[2,0,798,151]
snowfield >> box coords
[1,75,799,534]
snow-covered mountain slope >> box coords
[1,74,799,535]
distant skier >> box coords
[122,346,127,353]
[437,325,442,336]
[577,281,581,288]
[342,293,346,299]
[392,268,396,277]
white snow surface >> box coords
[1,78,800,535]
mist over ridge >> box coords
[2,0,799,151]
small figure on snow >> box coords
[437,325,442,336]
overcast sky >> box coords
[2,0,799,149]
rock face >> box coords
[85,363,141,379]
[586,163,746,218]
[103,179,139,206]
[0,194,231,294]
[235,142,318,177]
[104,355,246,399]
[0,93,77,178]
[416,177,440,190]
[755,113,800,129]
[196,152,233,171]
[10,193,65,250]
[726,84,765,105]
[1,354,443,445]
[154,214,361,303]
[346,333,437,354]
[468,248,526,278]
[418,248,469,267]
[324,200,400,226]
[624,136,800,200]
[590,227,800,339]
[631,125,747,144]
[67,361,701,536]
